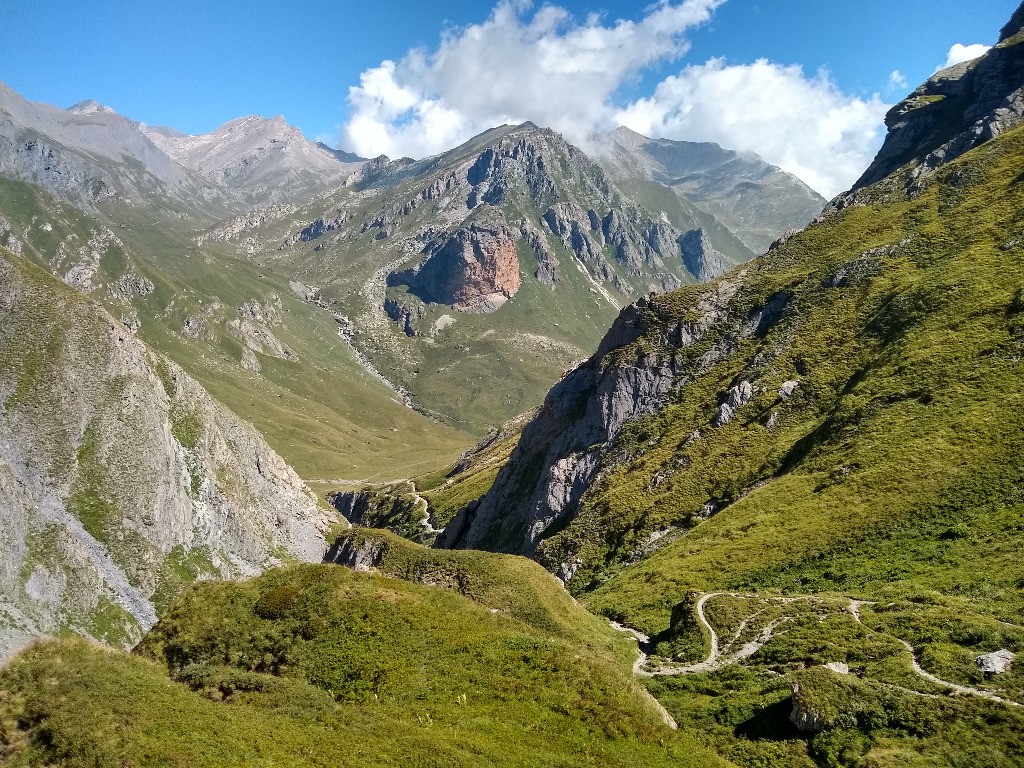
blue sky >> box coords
[2,1,1016,195]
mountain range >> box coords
[2,6,1024,766]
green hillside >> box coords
[0,547,729,768]
[416,51,1024,766]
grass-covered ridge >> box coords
[575,121,1024,629]
[553,103,1024,768]
[0,561,730,768]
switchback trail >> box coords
[612,593,1022,708]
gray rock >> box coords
[977,649,1015,675]
[679,228,731,282]
[384,297,424,336]
[714,381,754,426]
[778,380,800,400]
[519,221,560,286]
[544,202,604,264]
[0,215,22,255]
[789,683,826,733]
[438,274,760,557]
[323,535,384,573]
[110,272,154,298]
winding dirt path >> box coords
[408,483,443,535]
[611,593,793,679]
[847,599,1021,707]
[613,593,1021,708]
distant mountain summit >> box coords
[66,99,118,115]
[0,81,365,214]
[142,115,364,205]
[0,81,219,211]
[592,126,826,254]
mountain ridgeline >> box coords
[0,79,820,449]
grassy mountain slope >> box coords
[0,549,730,768]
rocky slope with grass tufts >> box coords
[851,11,1024,193]
[0,247,333,662]
[439,29,1024,609]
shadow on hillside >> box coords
[733,697,806,742]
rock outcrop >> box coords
[384,297,424,336]
[852,28,1024,191]
[323,534,386,572]
[977,649,1015,675]
[679,228,731,282]
[789,683,826,733]
[389,215,522,313]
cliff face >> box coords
[435,273,772,564]
[389,215,523,313]
[0,248,333,661]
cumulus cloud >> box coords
[943,43,991,69]
[342,0,724,159]
[615,60,889,197]
[340,0,890,197]
[889,69,908,91]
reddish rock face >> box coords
[446,224,521,312]
[390,220,522,313]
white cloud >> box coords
[340,0,890,197]
[889,69,908,91]
[343,0,725,159]
[943,43,991,69]
[615,60,888,197]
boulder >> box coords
[977,649,1015,675]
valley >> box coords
[2,4,1024,766]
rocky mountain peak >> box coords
[850,14,1024,192]
[1000,2,1024,43]
[66,99,117,115]
[607,125,649,147]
